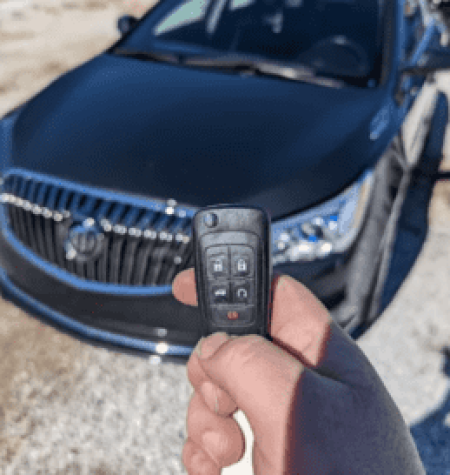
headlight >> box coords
[272,169,375,264]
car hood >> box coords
[9,53,392,220]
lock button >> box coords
[231,246,254,278]
[206,246,229,279]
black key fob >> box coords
[192,204,273,340]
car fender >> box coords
[349,90,448,338]
[401,77,440,168]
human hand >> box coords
[172,268,425,474]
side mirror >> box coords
[117,14,138,36]
[401,45,450,75]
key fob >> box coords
[192,204,273,340]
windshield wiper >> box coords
[113,48,345,87]
[184,53,342,85]
[113,47,182,65]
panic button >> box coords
[227,311,239,320]
[211,306,255,325]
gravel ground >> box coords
[1,1,450,474]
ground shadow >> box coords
[380,170,450,316]
[409,346,450,474]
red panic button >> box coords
[227,311,239,320]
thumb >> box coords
[196,331,305,464]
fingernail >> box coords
[277,273,296,290]
[200,381,219,414]
[198,332,230,359]
[194,337,205,357]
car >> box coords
[0,0,449,364]
[429,0,450,32]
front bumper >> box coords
[0,198,353,363]
[0,225,202,361]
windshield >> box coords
[118,0,384,87]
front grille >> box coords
[0,172,197,286]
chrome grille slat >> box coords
[57,188,71,213]
[72,193,88,279]
[69,191,83,277]
[66,191,80,275]
[166,226,193,282]
[25,181,40,256]
[69,192,82,213]
[133,240,156,286]
[106,203,127,284]
[133,213,170,286]
[34,182,49,260]
[144,213,174,286]
[130,210,158,285]
[44,186,60,264]
[162,249,187,285]
[17,178,32,247]
[118,207,141,285]
[121,238,140,285]
[159,216,191,285]
[180,227,194,268]
[145,246,166,286]
[94,201,113,282]
[110,207,133,285]
[8,176,23,244]
[168,237,192,283]
[75,258,85,279]
[151,215,188,286]
[1,172,195,287]
[55,189,72,269]
[79,196,98,281]
[4,176,13,232]
[79,196,97,215]
[97,234,109,282]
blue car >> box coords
[0,0,449,363]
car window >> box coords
[121,0,384,85]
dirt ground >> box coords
[1,1,450,474]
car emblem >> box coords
[63,218,105,263]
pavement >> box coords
[0,1,450,474]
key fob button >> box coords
[206,246,229,279]
[210,283,230,304]
[230,246,253,278]
[211,306,255,325]
[231,280,252,304]
[203,212,218,228]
